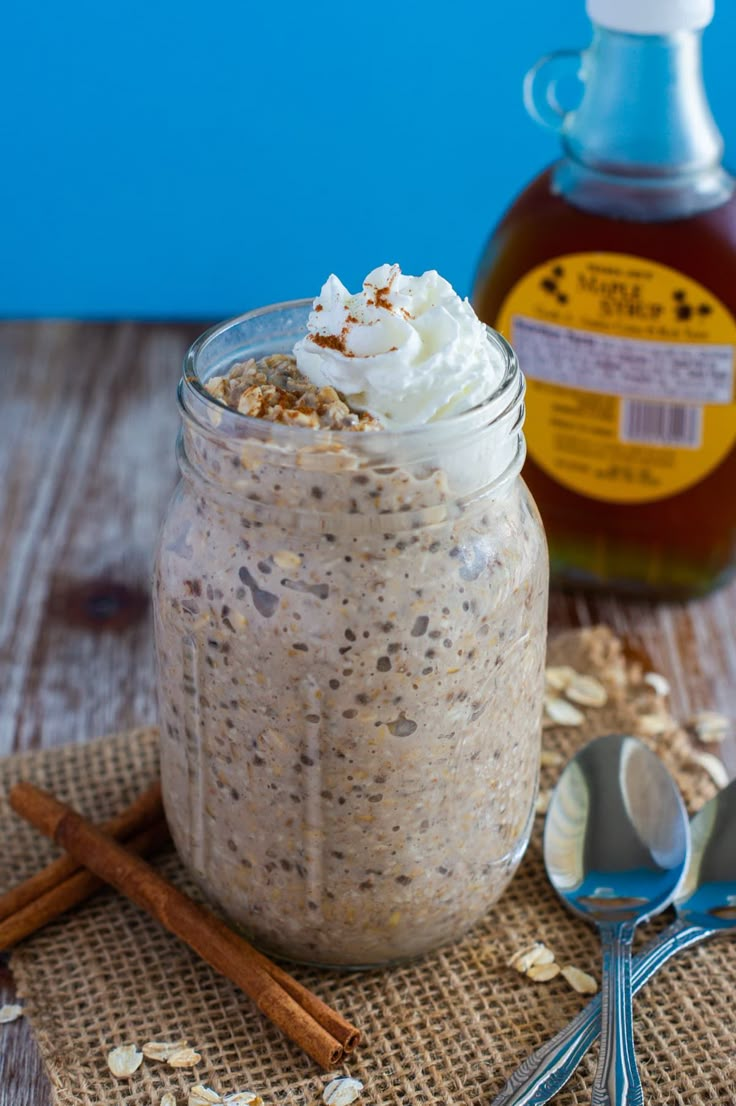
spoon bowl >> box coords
[676,776,736,929]
[544,734,690,1106]
[493,777,736,1106]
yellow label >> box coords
[496,252,736,504]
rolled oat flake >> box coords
[143,1038,189,1061]
[107,1043,143,1079]
[323,1077,365,1106]
[188,1087,222,1106]
[168,1045,202,1068]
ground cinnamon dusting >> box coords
[371,284,394,311]
[309,330,353,355]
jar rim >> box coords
[180,297,524,451]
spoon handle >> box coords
[491,919,707,1106]
[591,921,642,1106]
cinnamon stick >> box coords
[0,819,170,949]
[9,781,360,1069]
[0,779,163,922]
[208,915,360,1053]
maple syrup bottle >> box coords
[474,0,736,598]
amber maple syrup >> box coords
[473,1,736,598]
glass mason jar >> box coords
[153,302,549,968]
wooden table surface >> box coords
[2,320,736,1105]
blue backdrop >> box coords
[2,1,735,319]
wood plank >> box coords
[2,320,736,1104]
[0,322,201,755]
[0,962,50,1106]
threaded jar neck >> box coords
[178,301,527,521]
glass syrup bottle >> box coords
[473,0,736,598]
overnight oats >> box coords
[153,265,549,967]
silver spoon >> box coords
[543,734,690,1106]
[492,775,736,1106]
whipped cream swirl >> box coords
[293,264,504,427]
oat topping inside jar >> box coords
[205,355,382,432]
[154,265,549,967]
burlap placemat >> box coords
[1,627,733,1106]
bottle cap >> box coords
[586,0,714,34]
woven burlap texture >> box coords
[1,627,733,1106]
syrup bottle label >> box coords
[497,252,736,504]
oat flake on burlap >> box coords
[1,628,734,1105]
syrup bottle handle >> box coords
[523,49,586,133]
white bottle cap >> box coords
[586,0,714,34]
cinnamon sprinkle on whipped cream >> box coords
[294,264,504,427]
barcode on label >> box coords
[620,401,703,448]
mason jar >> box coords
[153,301,549,968]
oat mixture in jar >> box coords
[153,267,549,967]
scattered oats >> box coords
[535,791,550,816]
[143,1039,189,1062]
[527,962,561,982]
[544,697,585,727]
[636,712,671,737]
[0,1004,23,1024]
[540,749,563,768]
[545,665,577,692]
[561,965,598,994]
[507,943,531,970]
[323,1077,364,1106]
[565,673,608,708]
[643,672,671,697]
[224,1094,264,1105]
[508,942,556,972]
[168,1046,202,1068]
[605,665,627,688]
[690,711,731,744]
[272,549,302,571]
[107,1044,143,1079]
[692,750,730,790]
[161,1094,178,1106]
[188,1087,222,1106]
